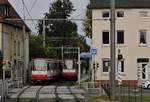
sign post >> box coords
[90,48,97,83]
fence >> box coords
[80,81,149,102]
[0,77,23,102]
[117,84,144,102]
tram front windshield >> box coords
[33,59,47,71]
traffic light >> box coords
[96,63,99,68]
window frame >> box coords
[102,11,110,18]
[117,30,124,44]
[117,11,124,18]
[102,30,110,45]
[102,58,110,72]
[139,30,147,46]
[118,59,125,72]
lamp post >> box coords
[110,0,116,100]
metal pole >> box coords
[43,20,46,47]
[22,0,26,84]
[2,69,5,102]
[78,47,81,85]
[110,0,116,100]
[23,25,26,84]
[61,45,64,61]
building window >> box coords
[0,5,9,17]
[102,59,110,72]
[0,6,5,16]
[102,11,109,18]
[117,11,124,17]
[139,30,147,45]
[102,31,109,44]
[139,11,148,17]
[14,41,16,56]
[117,30,124,44]
[18,41,20,56]
[118,60,124,72]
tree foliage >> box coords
[83,4,92,38]
[37,0,77,45]
[29,35,56,59]
[33,0,90,59]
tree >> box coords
[36,0,90,59]
[83,4,92,38]
[37,0,77,47]
[29,35,55,59]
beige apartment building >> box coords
[91,0,150,85]
[0,0,30,80]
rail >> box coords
[0,77,23,102]
[16,86,31,102]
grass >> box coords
[90,96,150,102]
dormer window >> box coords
[0,5,9,17]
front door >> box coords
[137,62,148,80]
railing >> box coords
[80,82,146,102]
[0,77,23,102]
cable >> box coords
[21,0,25,19]
[21,0,37,30]
[25,0,38,18]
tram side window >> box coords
[47,63,50,70]
[32,62,35,71]
[73,63,76,69]
[74,62,78,69]
[64,64,67,69]
[48,63,53,70]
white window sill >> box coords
[117,44,126,47]
[138,44,148,47]
[102,44,126,47]
[101,44,110,47]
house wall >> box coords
[1,24,24,62]
[0,23,29,80]
[92,9,150,84]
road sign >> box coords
[90,48,97,56]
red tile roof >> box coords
[0,0,30,31]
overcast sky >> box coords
[8,0,90,35]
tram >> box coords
[31,58,63,83]
[63,59,78,80]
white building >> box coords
[91,0,150,85]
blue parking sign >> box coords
[90,48,97,56]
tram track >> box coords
[16,86,31,102]
[13,81,83,102]
[35,86,44,102]
[54,85,63,102]
[68,87,80,102]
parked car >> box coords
[141,81,150,89]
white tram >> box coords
[31,58,63,83]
